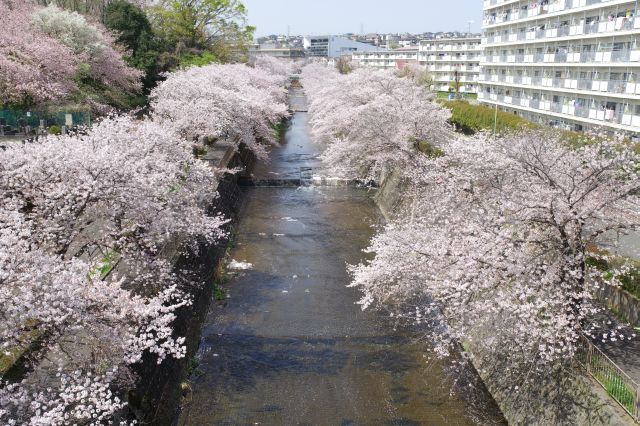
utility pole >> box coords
[467,20,474,35]
[493,102,498,138]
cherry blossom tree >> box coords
[31,4,142,93]
[1,56,292,422]
[0,115,226,423]
[251,55,298,78]
[0,1,77,105]
[348,132,639,417]
[301,64,451,181]
[151,63,289,158]
[0,1,141,109]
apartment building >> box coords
[479,0,640,133]
[351,47,419,70]
[418,37,483,94]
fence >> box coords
[576,334,640,422]
[0,109,91,132]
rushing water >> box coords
[177,89,505,425]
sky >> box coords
[242,0,484,38]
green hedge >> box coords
[441,100,535,135]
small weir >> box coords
[177,88,505,425]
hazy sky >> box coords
[242,0,483,37]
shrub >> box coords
[47,125,61,135]
[179,51,219,69]
[415,140,444,158]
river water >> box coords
[177,89,505,425]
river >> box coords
[176,88,505,425]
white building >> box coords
[419,37,483,95]
[351,47,419,70]
[304,36,380,58]
[248,45,305,58]
[478,0,640,133]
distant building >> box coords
[419,37,482,95]
[249,44,305,58]
[352,47,419,70]
[303,35,380,57]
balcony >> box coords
[580,51,596,61]
[481,0,638,29]
[612,50,631,62]
[574,105,590,118]
[554,52,568,62]
[550,102,564,113]
[558,25,571,37]
[483,48,639,64]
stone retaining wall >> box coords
[129,143,255,424]
[597,285,640,327]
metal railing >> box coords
[612,50,632,62]
[576,335,640,422]
[575,105,590,118]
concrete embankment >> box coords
[129,141,257,423]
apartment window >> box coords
[613,42,625,51]
[599,42,613,52]
[585,16,599,25]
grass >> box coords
[441,100,535,135]
[590,356,637,415]
[437,92,477,100]
[212,256,228,302]
[415,140,444,158]
[213,284,227,301]
[88,250,120,280]
[271,120,288,141]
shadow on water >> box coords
[177,88,506,425]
